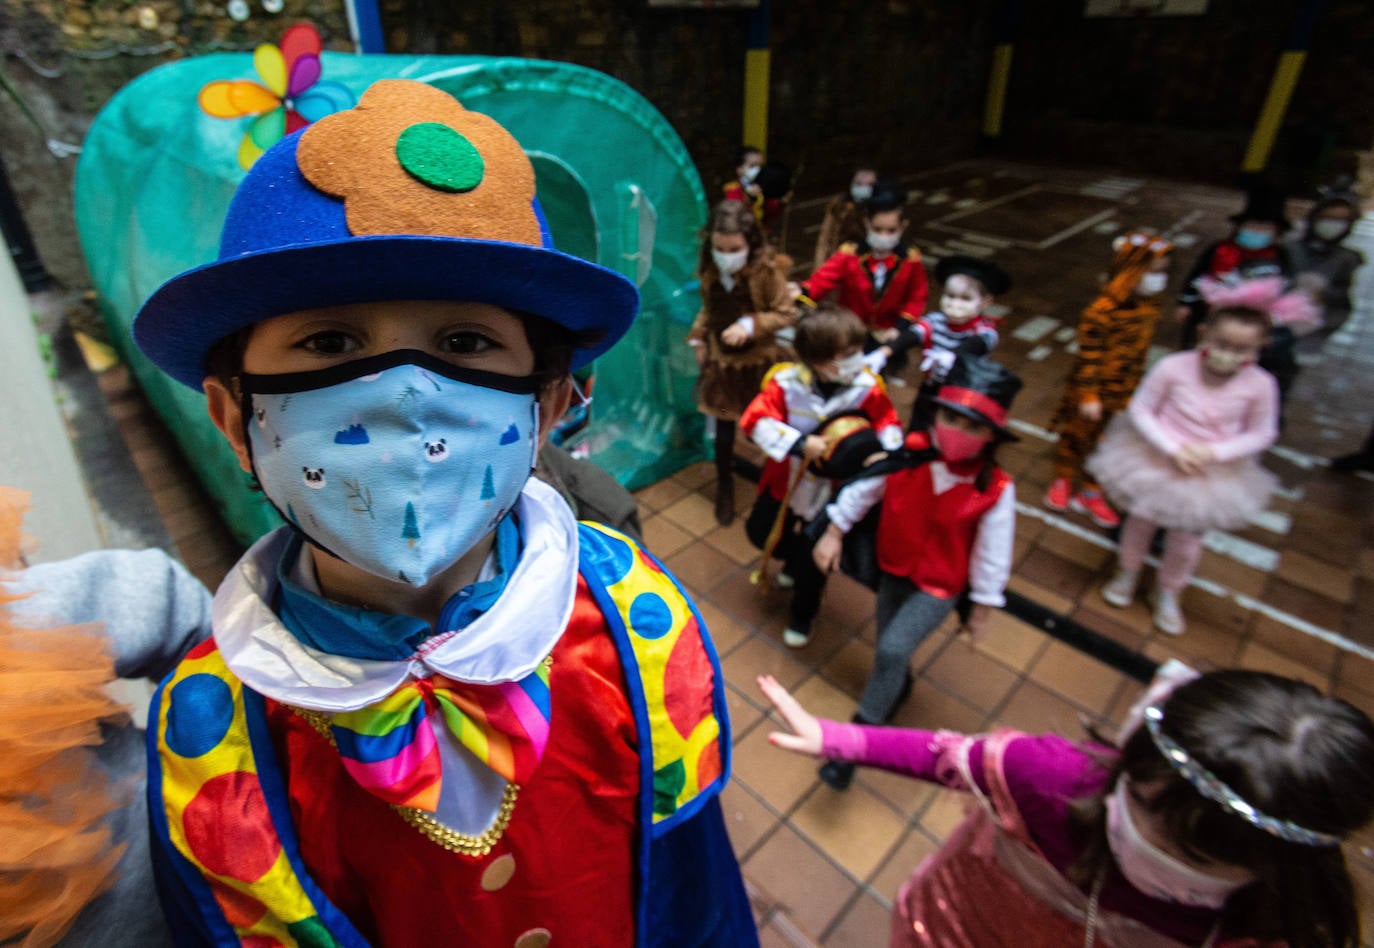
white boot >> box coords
[1101,569,1139,608]
[1152,587,1186,636]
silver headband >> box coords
[1143,705,1344,848]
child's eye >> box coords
[299,331,361,355]
[441,331,496,355]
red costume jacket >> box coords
[801,243,930,332]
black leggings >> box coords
[745,493,828,630]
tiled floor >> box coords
[81,159,1374,945]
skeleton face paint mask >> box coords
[240,350,540,586]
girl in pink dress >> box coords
[1086,277,1316,635]
[758,664,1374,947]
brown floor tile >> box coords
[665,540,742,594]
[1005,574,1076,618]
[726,682,767,745]
[820,639,878,701]
[733,723,823,815]
[1359,549,1374,581]
[703,520,764,566]
[765,612,861,669]
[1335,650,1374,701]
[711,567,790,631]
[916,786,971,842]
[1236,640,1331,690]
[1027,639,1127,714]
[1263,578,1348,635]
[696,599,751,656]
[1193,550,1269,599]
[817,573,878,627]
[1101,678,1148,736]
[1035,528,1113,572]
[908,622,956,674]
[744,824,860,938]
[1072,605,1149,652]
[791,782,907,881]
[970,608,1051,672]
[823,889,893,947]
[856,765,939,822]
[993,678,1096,736]
[888,681,988,735]
[1179,586,1255,638]
[869,826,940,902]
[633,477,691,514]
[641,513,693,559]
[922,636,1020,713]
[1016,547,1095,602]
[1274,549,1354,605]
[791,673,864,723]
[720,779,780,861]
[1247,613,1339,681]
[672,460,718,490]
[658,490,721,538]
[1142,638,1225,674]
[722,634,812,693]
[1150,617,1244,668]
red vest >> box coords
[263,575,639,948]
[877,458,1011,599]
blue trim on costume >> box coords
[631,541,733,838]
[146,675,240,946]
[575,523,657,944]
[243,688,372,948]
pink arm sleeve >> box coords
[1126,359,1182,456]
[818,720,987,793]
[1209,372,1280,462]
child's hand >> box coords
[1172,443,1213,475]
[959,603,992,643]
[813,524,844,573]
[786,281,803,301]
[1078,398,1103,422]
[720,322,752,347]
[875,328,900,344]
[802,435,828,462]
[691,343,708,368]
[920,348,957,377]
[756,674,824,756]
[862,348,890,373]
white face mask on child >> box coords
[867,231,901,253]
[1137,272,1169,296]
[941,295,981,323]
[1104,780,1249,909]
[826,352,867,384]
[712,249,750,275]
[851,184,874,203]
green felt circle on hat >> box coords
[396,122,485,193]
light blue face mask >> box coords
[241,350,540,586]
[1235,227,1274,250]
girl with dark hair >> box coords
[758,662,1374,948]
[1089,278,1317,636]
[808,354,1021,790]
[688,200,797,525]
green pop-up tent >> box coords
[75,53,709,546]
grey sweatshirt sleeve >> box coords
[8,548,213,681]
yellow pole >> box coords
[1242,50,1308,173]
[743,47,771,155]
[982,43,1014,138]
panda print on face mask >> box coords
[424,439,449,462]
[303,467,326,489]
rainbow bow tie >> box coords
[326,662,551,811]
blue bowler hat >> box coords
[134,80,640,389]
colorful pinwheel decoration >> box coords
[198,23,355,170]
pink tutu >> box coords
[1085,414,1276,532]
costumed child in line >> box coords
[758,658,1374,948]
[813,166,878,269]
[879,255,1009,433]
[134,80,753,947]
[1090,278,1316,637]
[688,200,797,526]
[796,185,929,378]
[809,354,1020,789]
[1285,177,1366,354]
[0,487,212,948]
[1174,183,1303,411]
[1044,232,1174,529]
[723,144,790,234]
[739,305,903,649]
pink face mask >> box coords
[1104,780,1248,909]
[932,422,989,463]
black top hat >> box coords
[931,354,1022,440]
[808,413,886,479]
[935,255,1012,296]
[1229,182,1289,229]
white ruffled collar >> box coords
[212,477,579,712]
